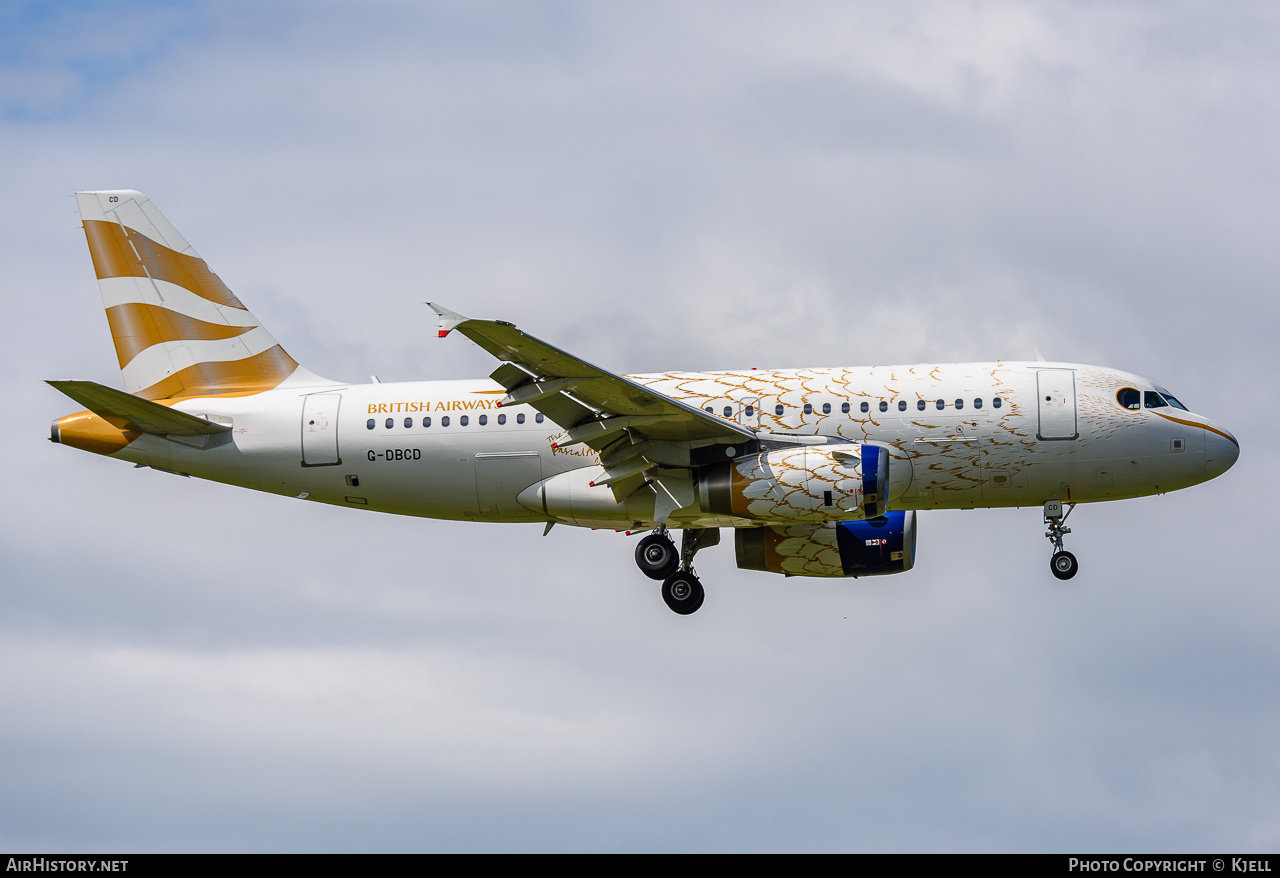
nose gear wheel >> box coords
[1051,550,1078,580]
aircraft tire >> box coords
[1050,550,1079,581]
[661,571,705,615]
[636,533,679,580]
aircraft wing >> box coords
[428,303,755,445]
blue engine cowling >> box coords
[734,510,917,577]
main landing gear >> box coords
[1044,500,1079,581]
[635,528,719,615]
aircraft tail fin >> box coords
[75,190,315,400]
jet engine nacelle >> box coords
[699,442,912,522]
[735,510,918,577]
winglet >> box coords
[426,302,468,338]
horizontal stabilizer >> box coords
[47,380,231,436]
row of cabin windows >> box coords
[704,398,1004,417]
[367,412,546,430]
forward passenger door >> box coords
[1036,370,1078,440]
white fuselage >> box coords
[101,361,1237,530]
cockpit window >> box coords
[1162,394,1189,411]
[1117,388,1141,410]
[1144,391,1168,410]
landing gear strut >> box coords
[643,527,719,615]
[1044,500,1079,580]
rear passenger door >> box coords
[301,393,342,466]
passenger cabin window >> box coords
[517,413,525,424]
[993,398,1003,409]
[841,402,850,414]
[422,417,431,427]
[917,400,926,411]
[367,419,375,430]
[745,405,754,417]
[385,418,393,429]
[536,413,544,423]
[705,406,713,413]
[497,414,506,425]
[1144,391,1168,410]
[974,398,983,409]
[724,406,733,417]
[879,401,888,413]
[775,404,784,416]
[460,415,469,426]
[441,416,450,427]
[955,399,964,410]
[861,402,869,413]
[803,403,812,415]
[404,417,412,428]
[935,399,944,410]
[479,414,487,426]
[1117,388,1141,410]
[822,403,831,415]
[898,400,907,411]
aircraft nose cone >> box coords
[1204,426,1239,479]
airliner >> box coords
[49,191,1240,614]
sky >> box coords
[2,0,1278,852]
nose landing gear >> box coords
[1044,500,1078,580]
